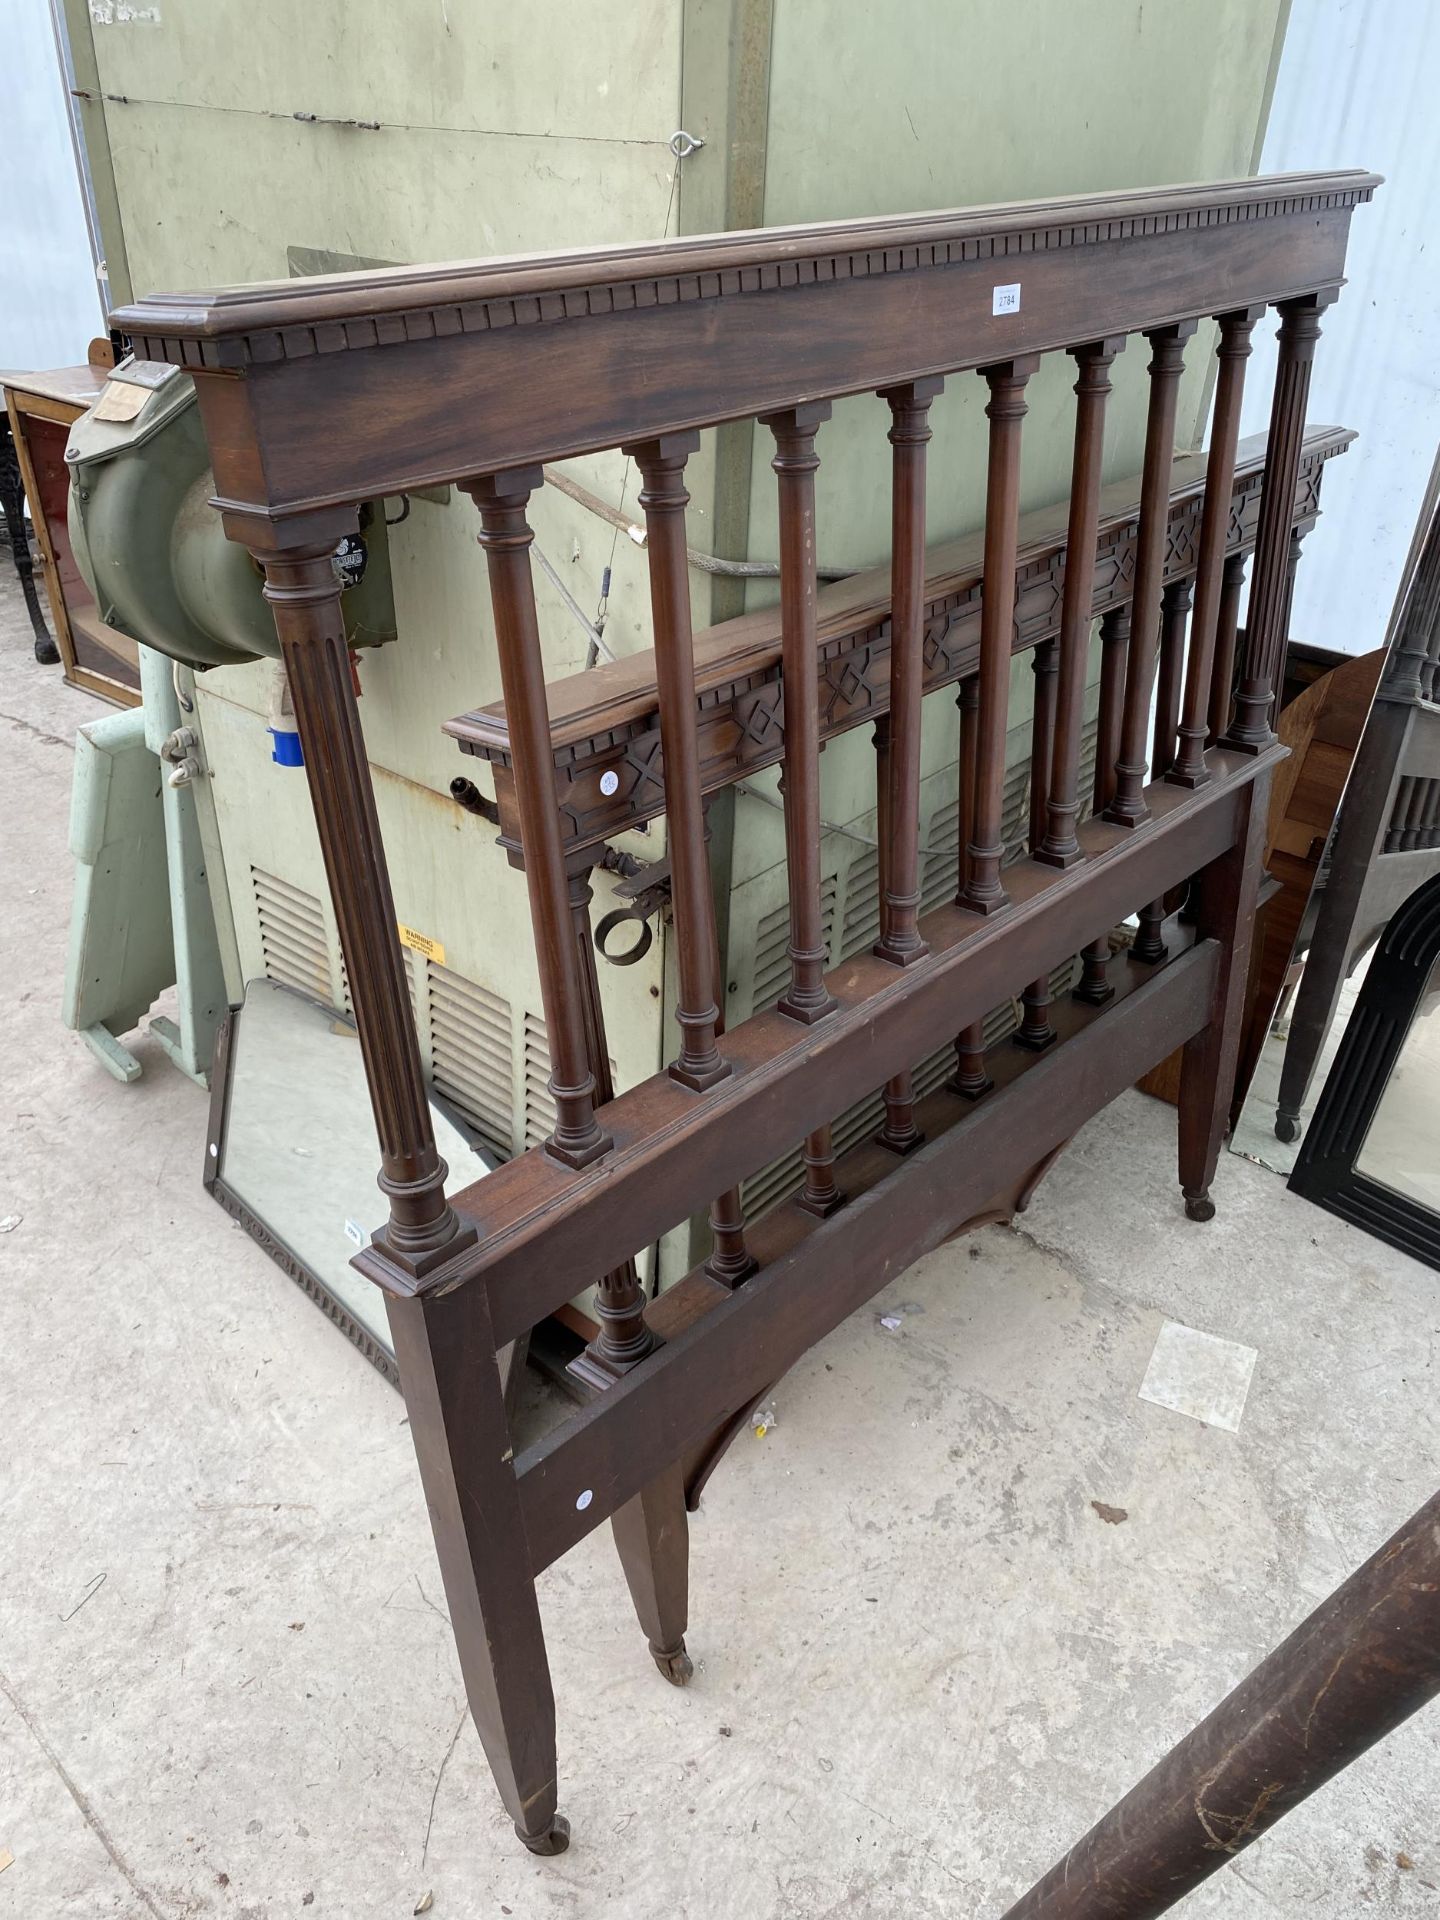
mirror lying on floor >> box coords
[206,977,495,1384]
[1290,873,1440,1272]
[1356,950,1440,1211]
[1231,443,1440,1180]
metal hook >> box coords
[668,129,705,161]
[593,908,654,967]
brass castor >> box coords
[651,1640,694,1686]
[1275,1111,1301,1144]
[1184,1192,1216,1223]
[517,1812,571,1856]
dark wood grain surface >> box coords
[121,170,1374,1855]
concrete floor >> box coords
[3,566,1439,1920]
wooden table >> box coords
[1,363,141,707]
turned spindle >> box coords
[1036,338,1124,869]
[1016,640,1059,1048]
[466,473,612,1169]
[1134,575,1195,959]
[1207,552,1248,745]
[950,675,993,1096]
[1073,605,1131,1005]
[961,355,1039,913]
[763,403,846,1220]
[1106,323,1197,826]
[626,434,731,1091]
[874,379,942,968]
[565,864,655,1386]
[873,711,924,1152]
[1170,306,1263,786]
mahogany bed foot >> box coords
[152,171,1365,1855]
[650,1639,694,1686]
[517,1812,571,1856]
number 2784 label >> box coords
[992,283,1021,317]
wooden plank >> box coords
[115,178,1372,520]
[115,174,1378,360]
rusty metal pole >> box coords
[1000,1490,1440,1919]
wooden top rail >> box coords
[448,425,1352,858]
[112,171,1376,543]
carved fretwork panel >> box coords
[454,429,1349,861]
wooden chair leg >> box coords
[385,1286,570,1856]
[611,1460,693,1686]
[1272,716,1399,1142]
[1177,774,1270,1221]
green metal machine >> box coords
[65,357,396,671]
[60,354,397,1088]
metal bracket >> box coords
[594,856,672,966]
[450,776,500,826]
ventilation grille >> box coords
[251,868,332,1003]
[837,753,1035,958]
[1077,727,1100,824]
[427,962,514,1160]
[999,754,1032,865]
[921,797,961,912]
[839,845,880,956]
[523,1012,558,1151]
[752,877,840,1012]
[338,951,415,1023]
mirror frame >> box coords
[203,1003,403,1387]
[1289,871,1440,1273]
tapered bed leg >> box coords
[612,1461,693,1686]
[386,1285,569,1856]
[1177,774,1270,1220]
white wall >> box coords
[0,1,103,371]
[1241,0,1440,655]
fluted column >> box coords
[1226,292,1336,750]
[259,539,474,1277]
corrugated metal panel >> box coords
[1241,0,1440,658]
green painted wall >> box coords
[704,0,1289,930]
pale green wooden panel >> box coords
[85,0,679,148]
